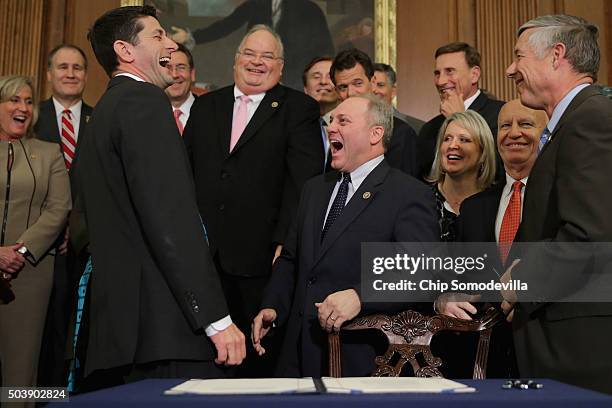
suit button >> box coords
[299,311,303,317]
[219,204,225,210]
[308,277,316,285]
[221,171,229,179]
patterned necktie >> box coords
[61,109,76,169]
[499,181,523,264]
[173,109,184,136]
[538,127,550,155]
[321,173,351,242]
[230,95,251,152]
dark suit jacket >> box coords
[416,92,504,181]
[184,84,323,278]
[455,181,518,379]
[385,117,420,179]
[76,76,229,376]
[512,85,612,393]
[394,109,424,134]
[192,0,334,90]
[262,160,439,377]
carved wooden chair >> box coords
[328,306,502,379]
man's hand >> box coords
[58,227,70,256]
[315,289,361,333]
[0,244,26,275]
[209,323,246,366]
[500,259,520,304]
[272,245,283,265]
[439,80,466,117]
[501,300,515,322]
[435,292,481,320]
[251,308,277,356]
[170,26,189,44]
[500,259,520,322]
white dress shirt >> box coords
[323,155,384,227]
[233,86,266,125]
[174,93,196,127]
[463,89,481,110]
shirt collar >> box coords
[463,89,481,110]
[546,83,590,134]
[176,93,195,114]
[233,85,266,103]
[503,172,528,197]
[322,111,332,126]
[52,97,82,118]
[114,72,145,82]
[347,155,385,191]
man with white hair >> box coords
[252,94,438,377]
[502,14,612,393]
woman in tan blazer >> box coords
[0,75,71,399]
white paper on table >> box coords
[322,377,476,394]
[164,378,317,395]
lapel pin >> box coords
[362,192,371,199]
[85,115,90,123]
[30,154,37,159]
[271,101,279,108]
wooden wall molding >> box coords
[475,0,537,101]
[0,0,45,98]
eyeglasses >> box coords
[237,49,283,63]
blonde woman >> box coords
[0,75,70,401]
[428,110,496,241]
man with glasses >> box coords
[165,44,197,135]
[183,24,323,377]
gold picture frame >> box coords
[122,0,396,68]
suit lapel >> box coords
[468,92,488,113]
[310,171,340,253]
[230,84,285,154]
[313,161,390,267]
[43,100,61,143]
[77,104,91,142]
[545,85,599,149]
[216,87,235,158]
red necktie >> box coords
[61,109,76,169]
[173,109,184,136]
[499,181,523,264]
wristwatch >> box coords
[17,246,28,255]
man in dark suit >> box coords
[330,48,421,178]
[303,56,339,169]
[437,99,547,379]
[252,94,439,377]
[372,63,424,134]
[183,25,323,376]
[34,43,93,387]
[171,0,334,91]
[77,5,245,387]
[502,15,612,394]
[164,43,197,135]
[416,42,504,181]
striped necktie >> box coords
[61,109,76,169]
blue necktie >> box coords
[321,173,351,241]
[538,127,551,155]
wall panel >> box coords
[0,0,45,97]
